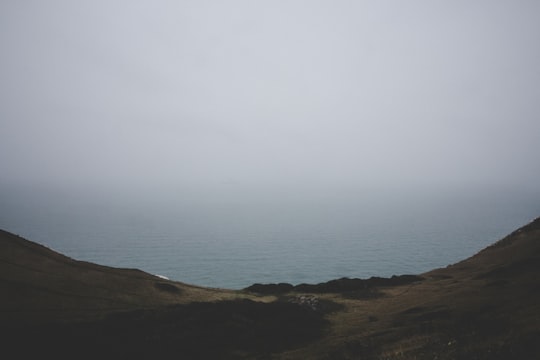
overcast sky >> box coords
[1,1,539,198]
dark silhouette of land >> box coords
[1,217,539,359]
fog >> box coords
[1,1,540,201]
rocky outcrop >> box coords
[244,282,294,295]
[244,275,423,295]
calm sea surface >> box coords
[1,186,539,289]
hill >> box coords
[0,229,248,324]
[1,218,539,359]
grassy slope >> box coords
[1,218,539,359]
[284,217,540,359]
[0,229,259,324]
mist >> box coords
[1,1,540,201]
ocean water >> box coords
[1,186,539,289]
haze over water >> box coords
[2,184,538,289]
[1,2,540,288]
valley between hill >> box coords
[1,218,539,359]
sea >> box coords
[1,185,539,290]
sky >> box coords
[1,1,540,201]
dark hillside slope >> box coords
[409,217,540,358]
[280,217,540,359]
[390,217,540,359]
[0,229,236,324]
[0,229,328,359]
[447,215,540,276]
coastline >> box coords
[1,217,539,358]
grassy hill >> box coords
[0,229,252,324]
[1,218,539,359]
